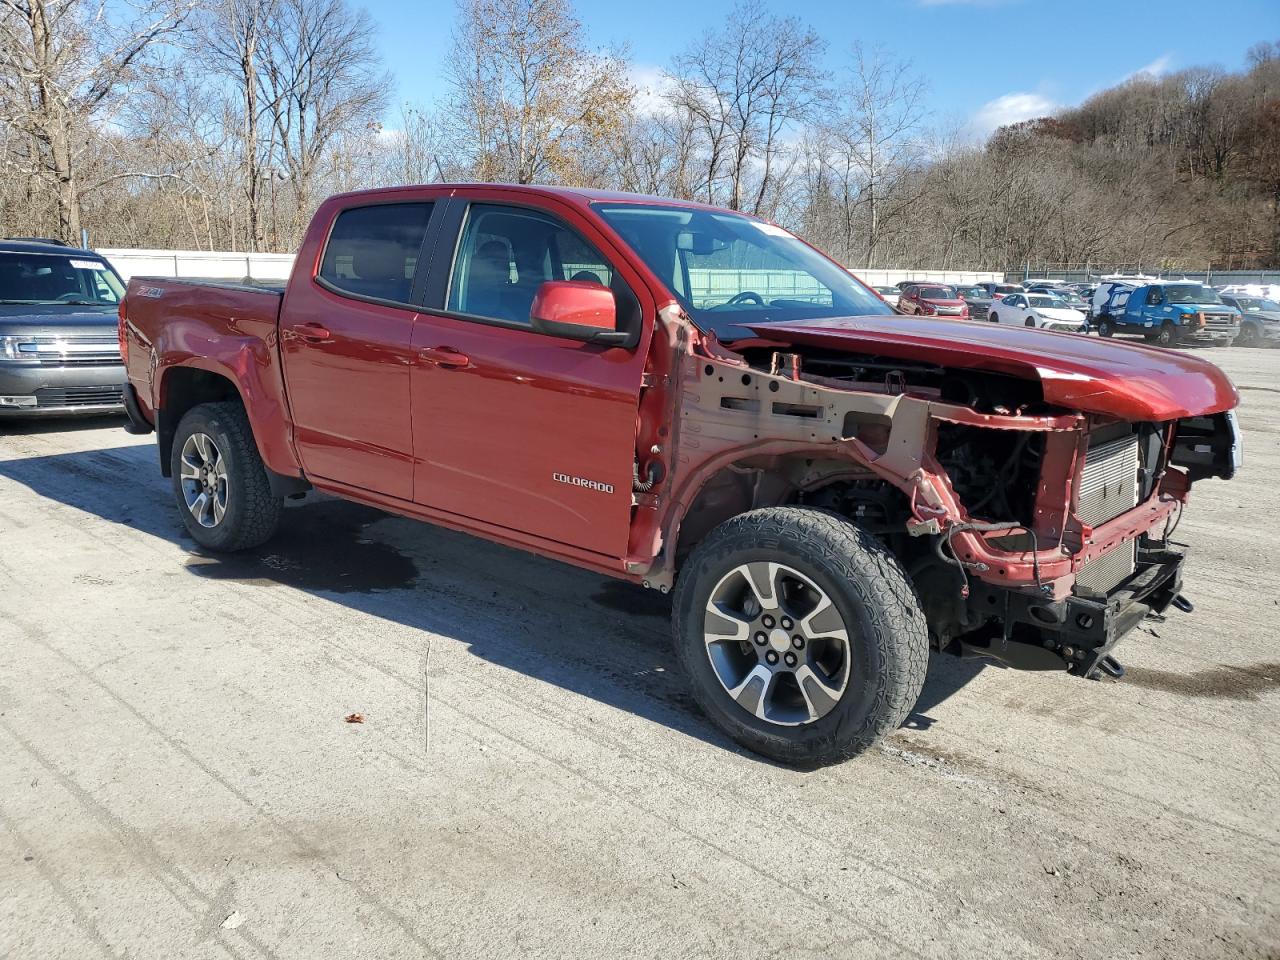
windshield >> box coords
[1162,284,1221,305]
[0,252,124,305]
[874,286,897,295]
[1234,297,1280,312]
[592,203,890,338]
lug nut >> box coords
[781,616,793,629]
[784,652,797,667]
[793,636,805,649]
[754,632,767,645]
[761,615,775,628]
[765,651,779,665]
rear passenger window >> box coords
[319,203,433,305]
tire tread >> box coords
[671,506,929,765]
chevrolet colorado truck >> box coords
[119,185,1242,764]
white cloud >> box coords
[969,92,1057,137]
[1124,53,1174,81]
[628,64,674,117]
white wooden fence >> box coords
[99,248,295,283]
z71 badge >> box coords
[553,472,614,494]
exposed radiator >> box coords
[1074,433,1141,594]
[1077,434,1140,526]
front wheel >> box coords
[671,507,928,765]
[171,401,282,551]
[1153,321,1177,348]
[988,312,999,324]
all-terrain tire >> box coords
[671,507,929,765]
[170,401,282,551]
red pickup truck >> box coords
[119,184,1241,764]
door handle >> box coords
[291,322,331,343]
[419,346,471,368]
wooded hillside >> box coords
[2,0,1276,270]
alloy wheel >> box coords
[702,562,851,726]
[179,432,229,528]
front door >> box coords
[280,200,436,500]
[409,196,650,559]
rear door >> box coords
[408,192,653,559]
[279,198,442,500]
[999,294,1024,324]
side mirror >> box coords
[530,280,627,345]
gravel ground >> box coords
[1,345,1277,960]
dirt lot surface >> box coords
[1,345,1277,960]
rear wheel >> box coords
[1097,316,1115,338]
[171,402,282,551]
[671,507,928,765]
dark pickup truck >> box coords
[119,184,1242,764]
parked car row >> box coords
[876,274,1274,348]
[886,280,1088,333]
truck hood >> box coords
[742,315,1239,421]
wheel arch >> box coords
[156,363,308,496]
[666,448,894,577]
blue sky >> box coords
[362,0,1278,135]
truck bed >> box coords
[121,275,296,476]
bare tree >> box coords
[821,44,927,268]
[667,0,824,214]
[0,0,191,240]
[258,0,387,245]
[445,0,633,185]
[199,0,277,249]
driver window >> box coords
[678,228,835,310]
[1146,288,1162,305]
[447,203,637,336]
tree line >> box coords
[2,0,1277,270]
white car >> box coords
[988,293,1087,332]
[873,285,900,308]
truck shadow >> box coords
[0,439,987,763]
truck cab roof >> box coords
[0,239,103,259]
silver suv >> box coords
[0,240,126,417]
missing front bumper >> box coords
[957,542,1185,677]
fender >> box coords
[146,291,303,481]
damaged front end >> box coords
[636,309,1241,679]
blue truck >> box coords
[1094,281,1241,347]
